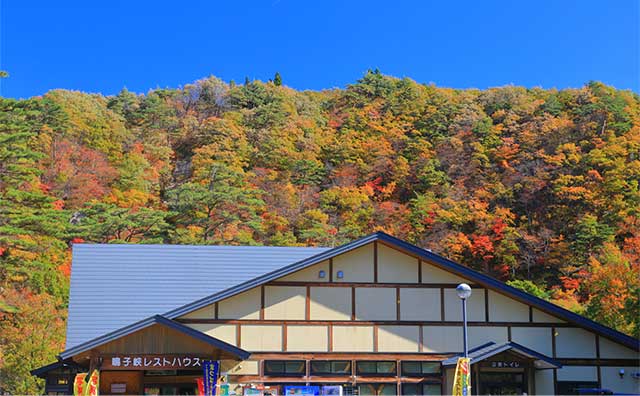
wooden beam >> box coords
[329,258,333,282]
[305,286,311,321]
[283,324,288,352]
[267,281,475,288]
[373,325,379,352]
[351,287,356,320]
[440,288,445,321]
[373,241,379,283]
[396,287,401,321]
[260,286,265,320]
[178,318,575,327]
[249,352,452,360]
[484,289,489,322]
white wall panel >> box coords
[399,288,441,321]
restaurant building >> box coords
[33,232,639,395]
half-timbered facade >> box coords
[33,232,639,395]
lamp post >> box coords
[456,283,472,358]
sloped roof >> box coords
[60,315,250,361]
[163,232,639,351]
[64,232,639,359]
[66,244,329,348]
[442,342,562,369]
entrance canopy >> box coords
[442,341,562,370]
[59,314,250,364]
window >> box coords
[402,383,441,395]
[401,362,441,377]
[356,361,397,376]
[557,381,601,395]
[357,384,396,396]
[310,361,351,375]
[264,360,306,376]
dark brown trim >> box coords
[418,259,422,283]
[283,324,288,351]
[507,326,512,342]
[351,287,356,320]
[305,286,311,321]
[440,288,445,321]
[553,368,558,395]
[268,281,474,288]
[328,325,333,352]
[214,302,218,319]
[529,306,533,323]
[551,327,557,358]
[373,325,379,352]
[178,318,572,327]
[396,287,401,321]
[557,358,639,366]
[230,375,439,384]
[373,241,378,283]
[418,325,423,353]
[597,365,602,388]
[260,286,265,320]
[250,352,452,360]
[484,289,490,322]
[329,258,334,282]
[595,334,601,358]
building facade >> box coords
[34,232,639,395]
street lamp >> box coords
[456,283,472,358]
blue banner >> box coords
[203,360,219,396]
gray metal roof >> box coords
[66,244,328,349]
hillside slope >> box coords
[0,72,638,392]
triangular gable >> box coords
[59,315,250,361]
[164,232,639,351]
[442,341,562,369]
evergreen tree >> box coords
[273,72,282,86]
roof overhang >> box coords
[59,315,250,362]
[442,342,562,369]
[31,359,81,378]
[164,232,639,351]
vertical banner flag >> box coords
[452,358,471,396]
[83,370,100,396]
[73,373,87,396]
[202,360,220,396]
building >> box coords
[33,232,639,395]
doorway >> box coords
[478,372,526,395]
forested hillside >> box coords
[1,72,639,392]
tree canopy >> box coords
[1,73,639,393]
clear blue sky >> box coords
[1,0,638,98]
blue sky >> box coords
[1,0,638,98]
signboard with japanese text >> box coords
[484,360,522,368]
[101,354,208,370]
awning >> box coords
[442,341,562,369]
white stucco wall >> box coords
[377,244,418,283]
[399,288,441,321]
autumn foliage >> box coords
[1,72,639,392]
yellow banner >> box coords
[84,370,100,396]
[73,370,99,396]
[452,358,471,396]
[73,373,87,396]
